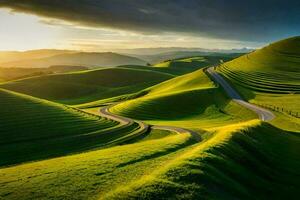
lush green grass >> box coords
[110,68,257,130]
[1,39,299,200]
[138,129,176,142]
[0,67,174,105]
[154,56,208,68]
[152,55,235,75]
[103,121,300,200]
[0,128,196,199]
[217,36,300,130]
[2,120,299,199]
[0,88,153,166]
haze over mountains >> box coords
[0,47,252,69]
[0,50,147,68]
[115,47,254,55]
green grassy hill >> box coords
[0,88,154,166]
[217,36,300,130]
[1,52,146,68]
[109,68,256,130]
[0,37,300,200]
[2,120,299,200]
[0,49,75,64]
[0,65,89,83]
[102,121,300,200]
[152,55,236,75]
[0,67,174,104]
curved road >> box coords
[99,104,201,142]
[207,67,275,121]
[97,66,274,143]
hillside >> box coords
[152,55,240,74]
[0,67,174,104]
[0,89,125,166]
[1,37,300,200]
[0,65,89,82]
[135,51,244,64]
[217,36,300,130]
[2,119,299,199]
[109,68,257,130]
[0,52,147,68]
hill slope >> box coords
[1,52,147,68]
[110,68,256,130]
[0,88,126,166]
[152,55,240,75]
[2,120,299,199]
[217,36,300,130]
[0,49,75,64]
[0,67,174,104]
[0,38,299,200]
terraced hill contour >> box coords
[217,36,300,130]
[1,67,174,104]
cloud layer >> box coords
[1,0,299,42]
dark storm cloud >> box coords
[0,0,299,42]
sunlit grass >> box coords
[0,67,173,105]
[217,36,300,131]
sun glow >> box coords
[0,9,63,51]
[0,8,263,52]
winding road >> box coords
[99,104,201,142]
[207,67,275,121]
[96,66,274,143]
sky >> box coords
[0,0,299,51]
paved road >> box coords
[207,67,275,121]
[99,104,201,141]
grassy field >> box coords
[0,37,299,199]
[0,88,155,166]
[217,36,300,131]
[1,120,299,199]
[152,55,236,75]
[110,68,257,130]
[0,67,174,105]
[0,55,239,105]
[102,121,300,200]
[0,125,196,199]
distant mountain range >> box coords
[0,50,147,68]
[0,47,253,68]
[114,47,254,55]
[129,51,246,64]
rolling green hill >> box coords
[102,121,300,200]
[109,68,257,130]
[1,52,146,68]
[2,120,299,199]
[152,55,237,75]
[0,67,174,104]
[0,37,299,200]
[217,36,300,130]
[0,88,150,166]
[0,65,89,83]
[0,49,75,64]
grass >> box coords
[217,36,300,131]
[154,56,208,68]
[1,38,300,200]
[2,120,299,199]
[0,129,196,200]
[0,88,152,167]
[109,68,257,130]
[102,121,300,200]
[153,55,237,75]
[0,67,174,105]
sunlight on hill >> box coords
[218,36,300,131]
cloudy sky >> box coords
[0,0,299,51]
